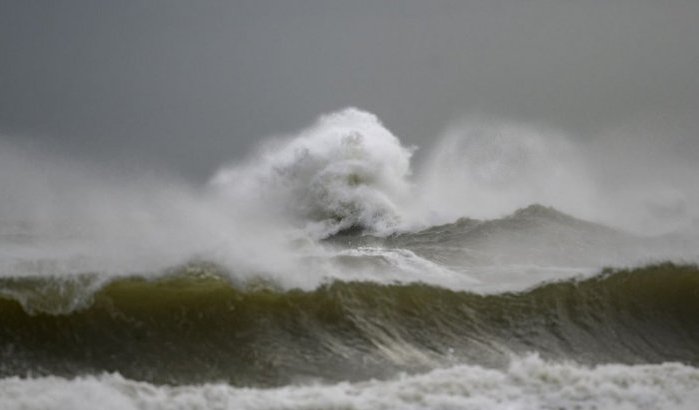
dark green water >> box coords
[0,262,697,387]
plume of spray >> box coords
[210,108,415,238]
[414,121,599,226]
[0,110,442,288]
[0,141,299,283]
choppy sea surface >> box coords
[2,109,698,409]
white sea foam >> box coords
[326,246,478,287]
[2,355,698,410]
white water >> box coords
[211,108,415,238]
[2,354,698,410]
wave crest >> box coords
[211,108,414,237]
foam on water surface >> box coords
[2,355,698,410]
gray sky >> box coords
[1,0,698,181]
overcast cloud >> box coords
[1,0,698,184]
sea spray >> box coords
[210,108,415,237]
[416,121,598,224]
[3,109,696,286]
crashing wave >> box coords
[210,108,415,238]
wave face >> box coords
[329,204,699,274]
[1,263,697,387]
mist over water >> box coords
[0,139,298,283]
[1,108,698,284]
[416,121,598,225]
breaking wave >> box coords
[210,108,415,237]
[0,263,697,386]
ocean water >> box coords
[1,109,698,409]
